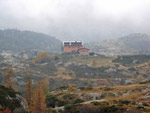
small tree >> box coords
[32,58,35,64]
[36,51,48,63]
[24,76,33,111]
[68,83,73,92]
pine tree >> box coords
[24,76,33,111]
[41,79,49,95]
[3,66,17,91]
[32,81,46,113]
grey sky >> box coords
[0,0,150,42]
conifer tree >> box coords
[32,81,46,113]
[24,76,33,111]
[3,66,17,91]
[41,79,49,95]
[68,83,73,92]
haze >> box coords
[0,0,150,42]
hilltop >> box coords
[0,29,61,52]
[85,33,150,56]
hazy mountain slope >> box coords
[0,29,61,52]
[85,33,150,56]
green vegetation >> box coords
[0,85,22,111]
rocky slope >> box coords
[49,83,150,113]
[1,51,150,91]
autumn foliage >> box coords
[32,81,46,113]
[3,107,11,113]
[36,51,49,63]
[68,83,73,92]
[24,76,33,111]
[41,79,49,95]
[3,66,17,91]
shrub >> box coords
[46,95,58,108]
[78,86,92,90]
[78,104,100,113]
[71,98,84,104]
[91,101,100,106]
[64,104,72,110]
[119,100,130,105]
[57,100,69,107]
[63,94,76,100]
[100,105,118,112]
[136,106,144,110]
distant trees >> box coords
[3,66,17,91]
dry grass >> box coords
[68,56,115,67]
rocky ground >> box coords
[0,50,150,92]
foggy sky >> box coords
[0,0,150,42]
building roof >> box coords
[78,48,90,51]
[62,41,82,46]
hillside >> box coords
[0,29,61,52]
[50,83,150,113]
[1,52,150,112]
[1,51,150,92]
[85,33,150,56]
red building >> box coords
[77,48,90,55]
[62,41,90,54]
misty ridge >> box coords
[0,29,61,52]
[0,29,150,56]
